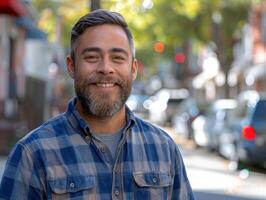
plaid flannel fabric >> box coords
[0,98,194,200]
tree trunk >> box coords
[212,20,231,98]
[90,0,101,11]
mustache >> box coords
[85,75,124,85]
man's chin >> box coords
[80,98,123,118]
[91,104,122,118]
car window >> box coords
[232,100,248,118]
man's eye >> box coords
[112,56,125,62]
[85,56,99,62]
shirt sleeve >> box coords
[172,144,195,200]
[0,142,46,200]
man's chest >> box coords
[43,142,173,200]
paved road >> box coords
[164,127,266,200]
[185,147,266,200]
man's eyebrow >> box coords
[81,47,129,57]
[81,47,102,55]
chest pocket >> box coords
[133,171,172,200]
[48,175,96,200]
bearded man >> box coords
[0,9,194,200]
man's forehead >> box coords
[81,24,128,42]
[75,24,132,55]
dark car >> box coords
[218,93,266,169]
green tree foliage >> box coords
[104,0,255,74]
[32,0,259,75]
[32,0,89,46]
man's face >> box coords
[67,24,137,118]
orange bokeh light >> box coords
[154,42,165,53]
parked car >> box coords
[218,91,266,169]
[143,88,189,126]
[192,99,237,149]
[206,99,237,151]
[172,98,201,139]
[191,114,208,147]
[126,93,149,119]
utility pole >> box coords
[90,0,101,11]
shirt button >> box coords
[114,189,120,196]
[85,135,90,140]
[100,147,106,153]
[152,177,158,183]
[69,182,75,188]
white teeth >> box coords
[96,83,114,87]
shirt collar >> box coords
[66,97,136,136]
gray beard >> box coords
[75,78,132,118]
[77,90,127,118]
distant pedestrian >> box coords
[0,9,194,199]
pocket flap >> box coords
[49,175,95,194]
[133,171,172,187]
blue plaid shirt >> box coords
[0,98,194,200]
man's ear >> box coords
[132,58,138,81]
[66,55,75,79]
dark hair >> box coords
[70,9,135,61]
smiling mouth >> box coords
[96,83,116,87]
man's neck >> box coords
[76,101,126,134]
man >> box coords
[0,9,194,199]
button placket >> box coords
[114,189,120,196]
[114,167,119,173]
[112,159,122,199]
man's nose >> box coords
[97,57,114,75]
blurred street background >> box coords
[1,0,266,199]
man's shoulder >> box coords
[18,113,68,149]
[132,117,175,145]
